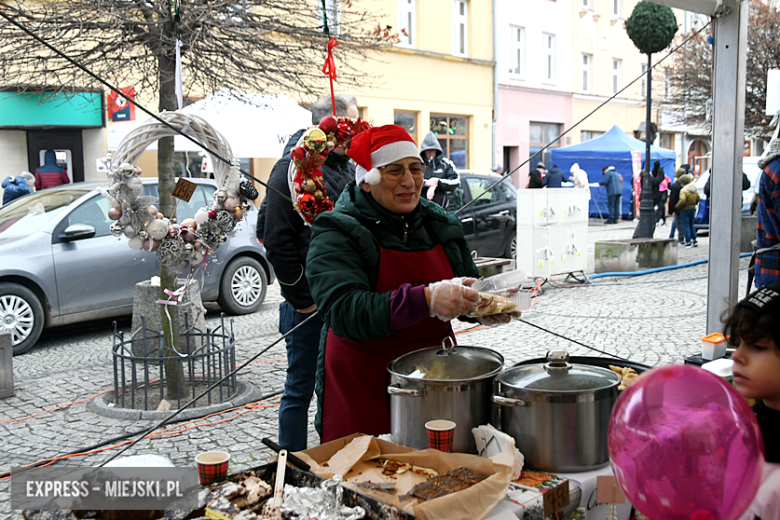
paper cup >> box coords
[195,451,230,484]
[425,419,456,452]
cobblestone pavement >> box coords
[0,219,751,519]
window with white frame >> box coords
[318,0,341,36]
[510,26,525,77]
[581,0,591,10]
[453,0,468,56]
[612,0,622,18]
[398,0,415,47]
[612,59,622,95]
[581,53,592,93]
[543,33,556,83]
[640,62,648,98]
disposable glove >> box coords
[477,311,522,326]
[428,277,479,322]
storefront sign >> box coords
[108,87,136,122]
[0,90,103,128]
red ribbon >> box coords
[321,37,339,81]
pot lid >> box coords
[388,338,504,381]
[498,350,621,392]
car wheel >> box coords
[505,234,517,260]
[217,256,268,315]
[0,283,44,355]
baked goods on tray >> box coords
[400,467,486,502]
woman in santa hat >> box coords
[306,124,515,443]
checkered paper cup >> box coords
[425,419,456,452]
[195,451,230,485]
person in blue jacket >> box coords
[599,166,622,224]
[543,165,566,188]
[2,171,35,205]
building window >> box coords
[612,0,622,18]
[510,25,525,77]
[430,114,469,169]
[530,122,562,166]
[318,0,341,36]
[543,33,555,83]
[659,132,675,150]
[581,53,592,94]
[612,58,622,95]
[581,0,591,10]
[394,110,418,144]
[398,0,415,47]
[453,0,468,57]
[581,130,604,142]
[640,62,648,98]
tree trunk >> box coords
[158,45,186,400]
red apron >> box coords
[321,244,455,442]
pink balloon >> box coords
[609,365,764,520]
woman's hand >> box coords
[426,278,479,322]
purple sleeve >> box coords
[388,284,430,331]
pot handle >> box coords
[387,385,423,397]
[492,395,528,407]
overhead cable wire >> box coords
[454,18,715,216]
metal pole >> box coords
[634,53,656,238]
[706,0,748,333]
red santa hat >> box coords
[347,125,420,186]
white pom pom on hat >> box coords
[348,125,420,186]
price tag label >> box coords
[543,480,570,517]
[597,476,626,504]
[171,178,197,202]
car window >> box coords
[498,181,516,202]
[65,196,113,238]
[466,178,499,207]
[448,185,466,213]
[0,189,91,237]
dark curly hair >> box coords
[722,304,780,349]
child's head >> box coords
[723,284,780,407]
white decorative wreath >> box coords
[100,111,256,272]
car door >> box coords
[464,176,510,257]
[51,193,160,317]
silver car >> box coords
[0,178,274,355]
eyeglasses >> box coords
[381,162,427,180]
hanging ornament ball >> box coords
[326,141,336,151]
[302,179,317,193]
[127,177,143,190]
[146,219,168,241]
[290,146,306,162]
[194,209,210,225]
[147,205,158,217]
[155,212,164,220]
[314,189,324,201]
[239,179,259,201]
[110,222,124,237]
[133,166,143,177]
[108,207,122,221]
[180,228,197,244]
[223,197,240,211]
[127,237,144,251]
[208,209,218,219]
[123,225,137,239]
[193,241,203,251]
[234,208,244,221]
[318,115,338,135]
[181,218,197,230]
[142,238,159,253]
[302,128,327,152]
[216,210,236,231]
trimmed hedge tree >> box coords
[626,2,678,55]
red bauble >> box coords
[208,210,217,219]
[318,115,338,135]
[290,146,306,161]
[297,193,316,212]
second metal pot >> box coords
[493,350,621,472]
[388,339,504,453]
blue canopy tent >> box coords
[550,125,676,219]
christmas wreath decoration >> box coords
[287,114,371,224]
[625,2,678,55]
[101,111,253,272]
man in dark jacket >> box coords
[599,166,622,224]
[263,93,359,451]
[34,150,70,190]
[528,162,545,189]
[419,132,460,209]
[543,165,566,188]
[2,171,34,205]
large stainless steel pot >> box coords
[493,350,621,472]
[388,338,504,453]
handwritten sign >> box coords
[543,479,570,517]
[171,178,197,202]
[597,476,626,504]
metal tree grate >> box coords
[111,313,238,411]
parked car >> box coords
[0,178,274,355]
[448,171,517,259]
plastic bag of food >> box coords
[469,271,536,317]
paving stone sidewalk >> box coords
[0,220,751,519]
